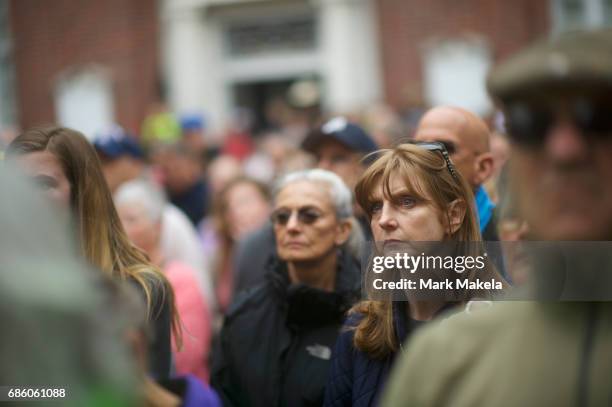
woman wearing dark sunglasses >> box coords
[324,142,505,407]
[211,169,361,407]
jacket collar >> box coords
[267,249,361,328]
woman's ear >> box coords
[446,199,466,235]
[334,218,353,246]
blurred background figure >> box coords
[302,117,379,195]
[211,169,360,407]
[220,108,254,162]
[157,143,210,227]
[0,164,137,407]
[6,126,179,380]
[205,154,243,197]
[413,106,497,241]
[179,113,208,161]
[115,179,212,383]
[302,116,379,237]
[208,177,271,319]
[93,125,148,193]
[141,101,182,148]
[93,127,214,310]
[361,104,406,149]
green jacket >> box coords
[382,302,612,407]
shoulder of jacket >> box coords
[414,301,531,352]
[225,283,271,320]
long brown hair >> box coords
[351,143,503,359]
[7,126,181,341]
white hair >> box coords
[273,169,353,219]
[114,179,166,222]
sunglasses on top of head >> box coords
[408,141,461,182]
[503,98,612,146]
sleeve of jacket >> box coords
[130,274,172,380]
[210,320,241,407]
[323,325,356,407]
[149,291,172,380]
[210,294,253,407]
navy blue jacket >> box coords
[323,303,412,407]
[324,302,458,406]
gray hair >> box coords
[273,169,353,219]
[114,179,166,222]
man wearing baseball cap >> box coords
[301,116,379,192]
[382,29,612,406]
[93,125,147,193]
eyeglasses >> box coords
[409,141,460,182]
[270,207,322,226]
[504,98,612,146]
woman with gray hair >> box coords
[211,169,362,407]
[115,179,212,383]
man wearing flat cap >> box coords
[382,29,612,406]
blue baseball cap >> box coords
[92,125,144,160]
[180,113,205,133]
[301,117,379,156]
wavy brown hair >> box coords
[351,143,504,359]
[6,126,181,343]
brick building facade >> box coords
[9,0,159,135]
[8,0,551,135]
[376,0,550,113]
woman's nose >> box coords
[285,211,301,231]
[377,204,398,230]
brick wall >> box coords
[10,0,159,135]
[375,0,550,111]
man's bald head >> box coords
[414,106,493,189]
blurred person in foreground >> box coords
[0,164,136,406]
[114,274,220,406]
[115,180,213,383]
[93,127,214,309]
[324,142,505,407]
[211,169,361,407]
[413,106,498,241]
[383,29,612,407]
[231,117,377,295]
[6,126,179,380]
[495,165,530,285]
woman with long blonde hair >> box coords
[324,142,505,406]
[7,126,180,379]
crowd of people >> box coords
[1,28,611,406]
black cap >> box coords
[301,117,379,156]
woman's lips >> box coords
[283,241,307,248]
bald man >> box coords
[414,106,497,241]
